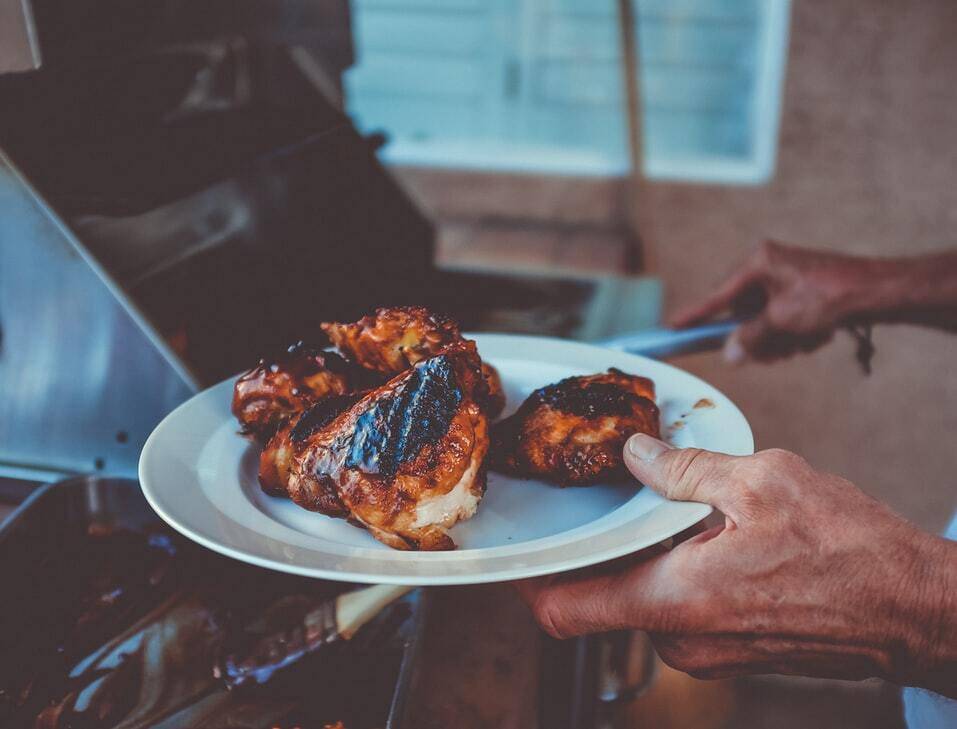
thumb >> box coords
[624,434,741,516]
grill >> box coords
[0,2,670,727]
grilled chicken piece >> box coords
[232,343,357,443]
[491,368,660,486]
[322,307,505,418]
[286,341,490,550]
[481,362,506,419]
[322,306,461,375]
[259,393,363,501]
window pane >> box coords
[345,0,790,184]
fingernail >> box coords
[723,337,746,365]
[627,433,673,462]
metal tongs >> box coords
[603,317,875,373]
[600,318,741,358]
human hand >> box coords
[670,241,880,363]
[516,434,957,696]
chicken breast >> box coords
[258,393,363,503]
[286,341,490,550]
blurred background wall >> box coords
[652,0,957,534]
[395,0,957,535]
[396,5,957,725]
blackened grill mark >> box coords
[531,379,639,418]
[290,393,362,443]
[346,356,462,477]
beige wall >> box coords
[392,6,956,725]
[396,1,957,534]
[650,0,957,532]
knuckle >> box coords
[731,449,809,513]
[665,449,714,500]
[531,590,571,640]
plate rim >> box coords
[139,333,753,585]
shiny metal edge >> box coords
[18,0,42,68]
[600,318,741,359]
[386,587,430,729]
[0,0,42,73]
[0,479,53,539]
[0,149,200,391]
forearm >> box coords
[836,251,957,330]
[895,534,957,698]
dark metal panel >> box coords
[0,476,427,728]
[0,154,196,478]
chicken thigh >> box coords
[232,342,356,443]
[321,306,461,375]
[491,368,659,486]
[323,306,505,418]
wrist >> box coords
[831,252,957,323]
[827,258,915,321]
[891,533,957,697]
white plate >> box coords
[140,334,753,585]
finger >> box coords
[795,329,833,353]
[669,268,764,328]
[623,434,743,518]
[655,519,715,551]
[512,574,558,609]
[670,519,709,546]
[517,553,679,638]
[653,634,772,680]
[513,543,670,606]
[724,315,801,363]
[514,571,629,638]
[728,319,834,363]
[723,316,769,363]
[652,632,878,682]
[722,328,749,365]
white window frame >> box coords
[349,0,792,185]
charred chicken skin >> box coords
[236,308,502,550]
[232,343,356,443]
[491,368,660,486]
[481,362,506,419]
[322,306,505,418]
[286,341,490,550]
[258,393,364,501]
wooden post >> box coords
[616,0,655,273]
